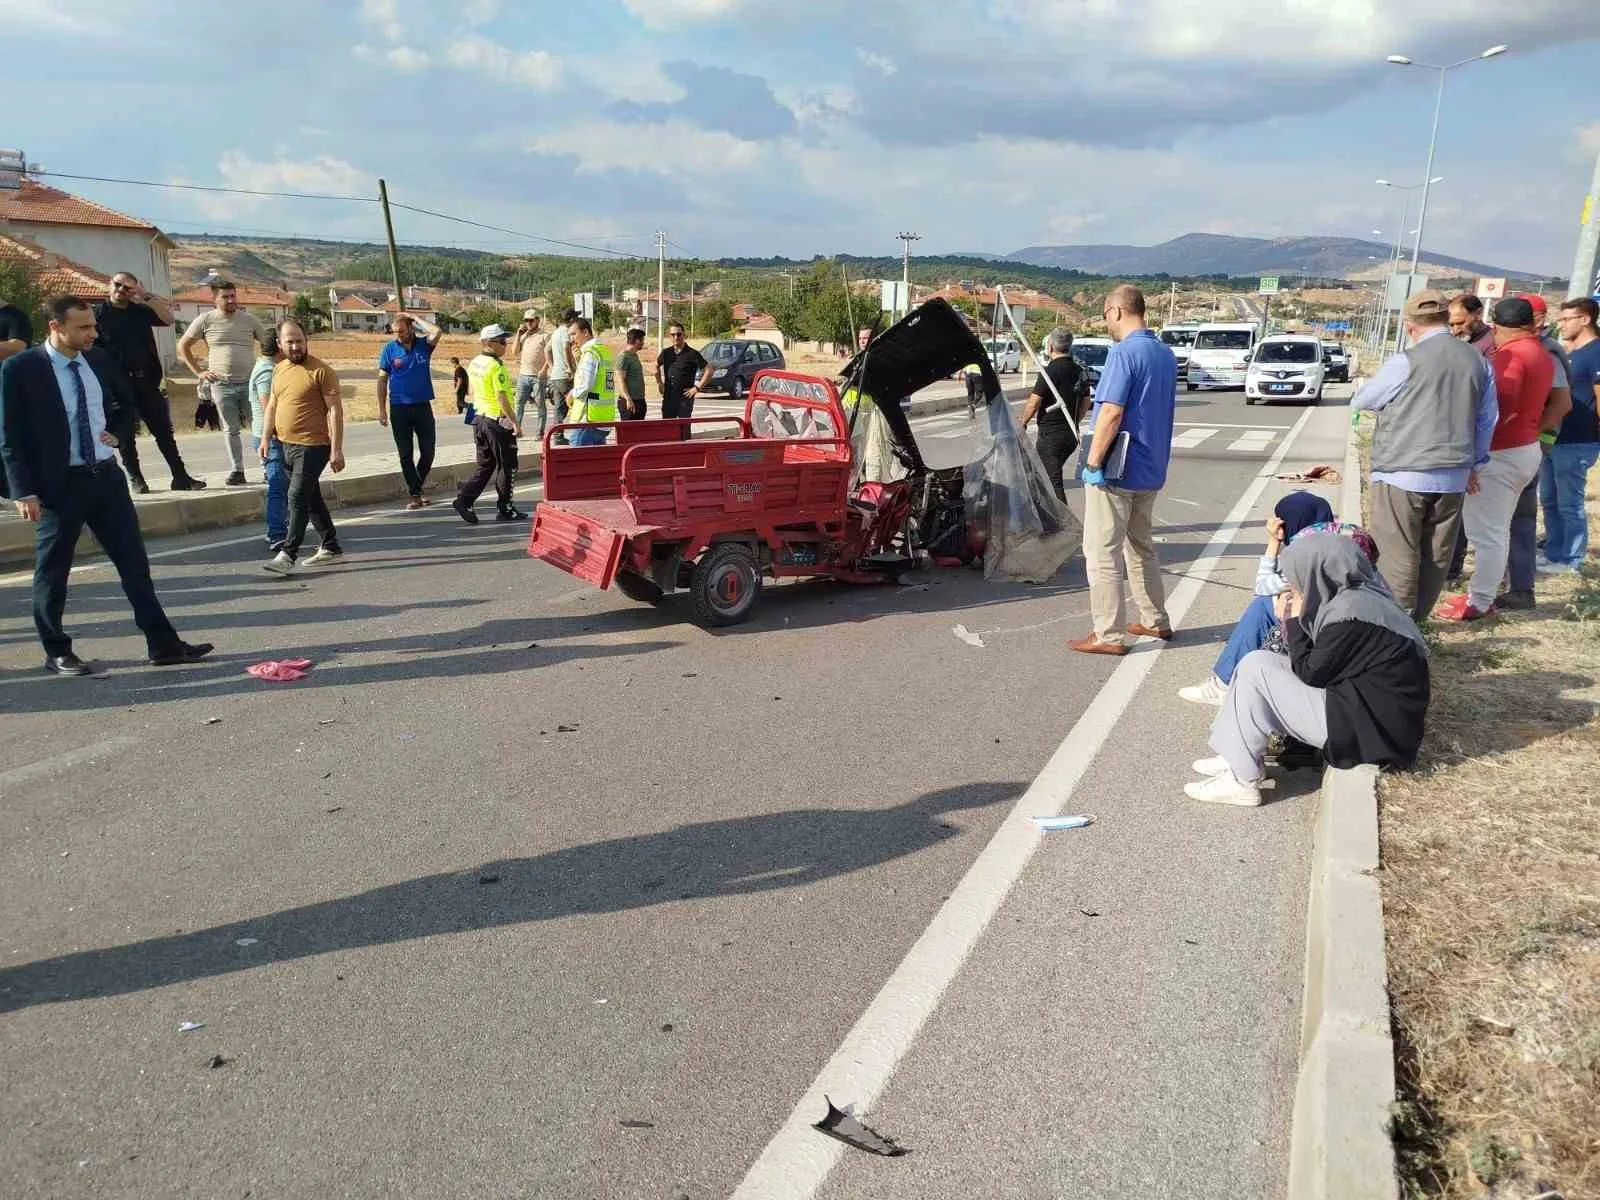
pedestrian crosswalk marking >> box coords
[1172,428,1217,448]
[1227,430,1276,452]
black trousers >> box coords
[1036,424,1079,503]
[282,442,338,559]
[662,389,695,419]
[965,374,984,412]
[389,403,436,496]
[458,417,517,511]
[114,372,192,484]
[32,460,179,658]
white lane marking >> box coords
[731,403,1321,1200]
[0,736,141,789]
[1227,430,1277,453]
[1173,421,1295,430]
[0,482,547,589]
[1171,428,1218,448]
[1163,496,1201,508]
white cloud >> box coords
[1580,122,1600,158]
[0,0,96,34]
[191,152,370,221]
[855,48,897,76]
[619,0,750,29]
[462,0,502,22]
[387,45,430,71]
[360,0,404,42]
[445,36,560,90]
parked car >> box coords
[1187,322,1258,391]
[699,339,787,398]
[1320,340,1349,382]
[1071,336,1114,386]
[982,336,1022,374]
[1245,334,1326,405]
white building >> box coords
[0,163,179,367]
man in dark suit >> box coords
[0,295,213,676]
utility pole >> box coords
[690,277,697,338]
[1567,147,1600,300]
[655,230,667,351]
[896,231,920,321]
[378,179,405,313]
[1167,282,1176,324]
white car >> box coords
[1245,334,1326,405]
[1159,324,1200,372]
[982,336,1022,374]
[1187,322,1258,391]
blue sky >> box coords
[7,0,1600,276]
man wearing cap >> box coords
[546,309,578,445]
[377,310,443,510]
[1353,288,1497,622]
[452,324,524,524]
[513,311,550,435]
[1435,297,1556,621]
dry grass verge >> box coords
[1381,482,1600,1198]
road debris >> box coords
[208,1055,230,1069]
[952,623,985,648]
[201,717,222,726]
[246,658,312,682]
[619,1119,654,1129]
[556,724,579,733]
[1078,907,1101,917]
[1275,465,1341,484]
[178,1021,204,1033]
[1031,815,1095,831]
[814,1096,908,1157]
[324,805,344,814]
[234,938,258,947]
[478,874,500,886]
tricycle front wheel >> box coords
[689,544,762,626]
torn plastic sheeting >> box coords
[813,1096,908,1157]
[964,393,1080,583]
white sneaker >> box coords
[1178,675,1227,706]
[1535,560,1576,575]
[1191,755,1231,777]
[303,547,343,567]
[262,551,295,576]
[1183,769,1263,807]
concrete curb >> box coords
[1287,407,1399,1200]
[1287,765,1398,1200]
[0,390,980,567]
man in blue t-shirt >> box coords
[1070,283,1178,656]
[377,312,443,508]
[1543,297,1600,569]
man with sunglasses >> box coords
[92,272,204,493]
[1069,284,1177,656]
[656,322,713,419]
[1542,297,1600,571]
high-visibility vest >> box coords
[573,342,617,423]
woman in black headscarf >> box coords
[1184,531,1430,806]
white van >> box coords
[1159,324,1200,372]
[982,336,1021,374]
[1245,334,1326,405]
[1186,322,1258,391]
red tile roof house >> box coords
[0,168,180,366]
[172,283,295,327]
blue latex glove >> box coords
[1081,465,1106,487]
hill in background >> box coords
[1004,232,1531,282]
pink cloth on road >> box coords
[246,658,313,682]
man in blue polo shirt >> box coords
[377,311,443,509]
[1070,283,1177,656]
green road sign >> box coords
[1258,276,1280,295]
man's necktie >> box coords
[67,360,97,466]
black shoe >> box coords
[171,476,207,491]
[149,640,214,667]
[452,498,479,525]
[225,470,248,487]
[44,653,91,677]
[1494,589,1536,611]
[129,475,150,495]
[496,507,528,521]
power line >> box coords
[28,168,652,260]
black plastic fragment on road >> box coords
[478,874,500,886]
[814,1096,908,1157]
[556,724,579,733]
[619,1119,654,1129]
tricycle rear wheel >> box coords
[689,544,762,626]
[614,569,665,604]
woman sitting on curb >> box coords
[1184,532,1430,807]
[1178,490,1379,706]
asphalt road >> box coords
[0,383,1354,1199]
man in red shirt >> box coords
[1437,297,1552,620]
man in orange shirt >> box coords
[1437,297,1553,621]
[260,321,345,575]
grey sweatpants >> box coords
[1208,650,1329,783]
[214,380,253,473]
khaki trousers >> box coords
[1082,485,1169,645]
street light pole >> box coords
[1568,146,1600,300]
[1385,46,1507,344]
[896,231,920,321]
